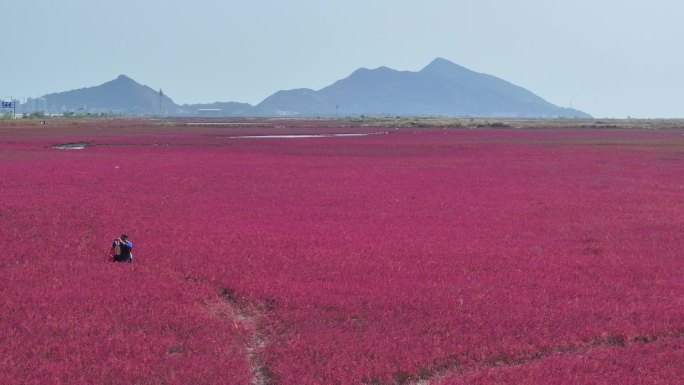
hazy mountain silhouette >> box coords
[20,58,591,118]
[257,58,590,118]
[31,75,176,115]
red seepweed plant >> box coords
[1,121,683,384]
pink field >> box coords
[1,120,683,385]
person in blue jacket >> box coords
[115,234,133,263]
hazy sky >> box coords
[3,0,683,118]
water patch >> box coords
[52,143,87,150]
[230,132,387,139]
[187,122,263,126]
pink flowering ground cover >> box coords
[1,120,683,385]
[436,336,684,385]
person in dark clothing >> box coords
[113,234,133,263]
[119,234,133,263]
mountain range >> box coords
[19,58,590,118]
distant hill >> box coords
[257,58,590,118]
[26,75,177,115]
[176,101,253,117]
[19,58,591,118]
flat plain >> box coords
[1,118,683,385]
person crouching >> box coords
[113,234,133,263]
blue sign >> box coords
[1,102,12,108]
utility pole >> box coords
[159,89,163,117]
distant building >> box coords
[197,108,222,117]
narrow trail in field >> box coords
[183,274,274,385]
[218,287,275,385]
[403,329,684,385]
[182,271,683,385]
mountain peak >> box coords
[429,57,453,66]
[421,57,469,74]
[113,74,136,83]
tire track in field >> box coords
[400,329,684,385]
